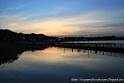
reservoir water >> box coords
[0,46,124,83]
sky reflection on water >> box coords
[0,47,124,83]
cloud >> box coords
[0,10,124,36]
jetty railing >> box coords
[56,42,124,48]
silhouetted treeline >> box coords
[1,29,124,43]
[0,29,57,44]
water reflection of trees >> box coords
[0,43,48,65]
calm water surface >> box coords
[0,47,124,83]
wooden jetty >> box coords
[56,42,124,53]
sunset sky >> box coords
[0,0,124,36]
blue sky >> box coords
[0,0,124,36]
